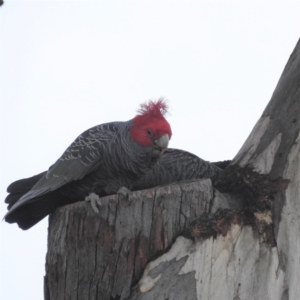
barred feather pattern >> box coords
[4,99,221,229]
[4,120,158,228]
[5,146,222,228]
[132,148,222,191]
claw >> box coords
[85,192,100,214]
[117,186,132,199]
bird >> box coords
[4,99,172,229]
[4,99,222,230]
[132,148,223,191]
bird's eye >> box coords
[146,129,153,137]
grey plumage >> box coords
[4,100,222,230]
[5,146,222,230]
[132,148,222,191]
[5,100,173,229]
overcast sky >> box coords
[0,1,299,299]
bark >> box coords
[45,39,300,300]
[44,180,220,300]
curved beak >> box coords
[153,134,169,157]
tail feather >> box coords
[5,192,76,230]
[4,171,56,230]
[7,172,46,193]
[5,172,45,210]
[5,192,28,209]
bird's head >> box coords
[130,99,172,157]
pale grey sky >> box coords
[0,1,299,299]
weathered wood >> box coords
[132,231,281,300]
[129,39,300,300]
[45,39,300,300]
[45,179,226,300]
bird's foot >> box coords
[117,186,132,199]
[85,192,100,214]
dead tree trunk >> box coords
[44,39,300,300]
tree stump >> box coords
[44,39,300,300]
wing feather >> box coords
[6,122,119,214]
[132,148,222,191]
